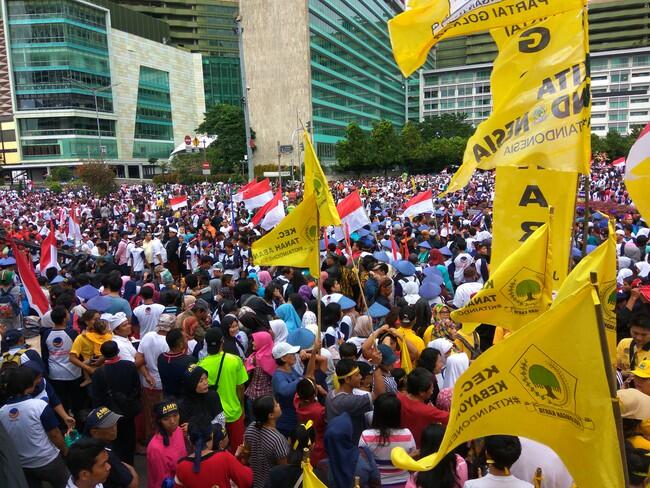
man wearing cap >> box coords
[102,312,137,363]
[631,359,650,396]
[198,328,248,453]
[83,407,138,488]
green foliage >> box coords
[45,180,62,193]
[49,166,73,182]
[171,152,202,175]
[198,104,253,173]
[419,113,475,139]
[591,129,638,160]
[76,162,117,196]
[335,123,370,173]
[152,173,245,185]
[370,120,403,173]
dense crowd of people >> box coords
[0,163,646,488]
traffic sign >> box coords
[201,162,210,170]
[184,135,191,145]
[192,137,200,147]
[279,144,293,154]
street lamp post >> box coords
[63,77,119,162]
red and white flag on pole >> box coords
[402,190,434,219]
[67,204,82,243]
[611,157,626,168]
[334,190,370,241]
[40,224,60,272]
[251,191,285,230]
[233,179,257,203]
[242,178,273,210]
[169,195,188,211]
[10,239,49,317]
[192,196,206,209]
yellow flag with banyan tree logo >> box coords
[303,131,341,227]
[389,0,586,77]
[251,193,320,277]
[450,223,551,332]
[392,284,626,488]
[444,9,590,194]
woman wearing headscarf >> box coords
[269,318,288,343]
[423,304,454,345]
[299,285,314,303]
[257,270,272,289]
[442,353,470,389]
[244,331,275,407]
[275,303,302,335]
[178,364,226,429]
[428,249,454,293]
[322,413,381,488]
[348,315,374,351]
[219,315,247,360]
[239,312,271,335]
[428,338,455,390]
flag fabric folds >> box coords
[251,191,285,231]
[625,123,650,221]
[303,131,341,227]
[402,190,434,219]
[232,179,257,203]
[11,239,49,317]
[241,179,273,211]
[251,193,320,278]
[67,204,81,244]
[302,456,326,488]
[392,284,626,488]
[169,195,188,211]
[388,0,586,77]
[40,224,60,272]
[444,9,590,195]
[450,223,551,332]
[334,190,370,241]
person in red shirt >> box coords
[294,377,327,466]
[174,416,252,488]
[397,367,449,448]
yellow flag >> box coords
[251,193,320,277]
[444,9,590,194]
[451,223,551,332]
[398,337,413,373]
[624,124,650,222]
[303,131,341,227]
[554,220,617,365]
[302,457,326,488]
[392,284,626,488]
[389,0,586,77]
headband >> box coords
[293,420,314,450]
[337,367,360,381]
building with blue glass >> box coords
[1,0,205,180]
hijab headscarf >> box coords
[258,271,272,287]
[245,331,277,377]
[219,315,246,359]
[324,413,358,488]
[428,248,446,266]
[442,352,470,389]
[275,303,302,334]
[302,310,317,328]
[178,365,223,426]
[270,319,288,343]
[299,285,313,302]
[352,315,373,338]
[428,338,454,366]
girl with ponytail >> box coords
[146,401,186,488]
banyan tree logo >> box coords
[502,267,544,310]
[600,280,617,323]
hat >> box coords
[169,227,178,233]
[0,270,13,285]
[157,313,176,331]
[205,328,223,350]
[618,388,650,419]
[373,251,390,263]
[287,328,316,350]
[616,229,625,236]
[76,284,100,301]
[393,260,416,277]
[439,246,453,257]
[418,241,432,249]
[49,275,65,284]
[193,298,210,312]
[368,302,390,319]
[85,407,122,432]
[335,295,357,310]
[3,329,22,347]
[272,341,300,359]
[154,401,179,419]
[160,269,174,285]
[632,359,650,379]
[100,312,128,331]
[377,344,396,366]
[420,281,442,300]
[0,257,15,266]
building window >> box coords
[632,98,649,104]
[631,111,648,116]
[611,73,630,83]
[22,142,60,156]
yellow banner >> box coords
[491,166,577,291]
[391,284,626,488]
[303,131,341,228]
[445,9,590,194]
[451,223,551,332]
[389,0,586,77]
[251,193,320,277]
[554,221,617,365]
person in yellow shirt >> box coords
[618,388,650,451]
[69,315,113,384]
[422,304,453,345]
[617,313,650,376]
[398,306,424,356]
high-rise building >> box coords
[419,0,650,136]
[113,0,242,108]
[241,0,412,167]
[1,0,205,181]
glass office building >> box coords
[133,66,174,159]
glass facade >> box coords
[203,56,242,108]
[308,0,405,162]
[132,66,174,159]
[7,0,117,160]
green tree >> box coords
[198,104,251,173]
[76,162,117,196]
[401,121,427,167]
[170,153,202,175]
[50,166,73,182]
[419,113,475,140]
[591,130,636,160]
[335,123,370,173]
[515,279,541,301]
[528,364,560,400]
[369,120,402,174]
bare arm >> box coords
[69,353,95,375]
[362,324,389,360]
[47,428,68,456]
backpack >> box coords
[1,346,29,370]
[0,288,19,320]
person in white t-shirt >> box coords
[131,286,165,337]
[128,236,145,275]
[134,314,172,442]
[452,267,484,309]
[510,437,573,488]
[464,435,533,488]
[101,312,136,362]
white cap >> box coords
[272,342,300,359]
[100,312,128,331]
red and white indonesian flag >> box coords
[193,196,206,209]
[626,123,650,220]
[11,239,49,317]
[233,179,257,203]
[242,178,273,210]
[169,195,188,211]
[402,190,434,219]
[67,204,82,243]
[612,157,626,168]
[334,190,370,241]
[251,191,285,230]
[40,224,60,272]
